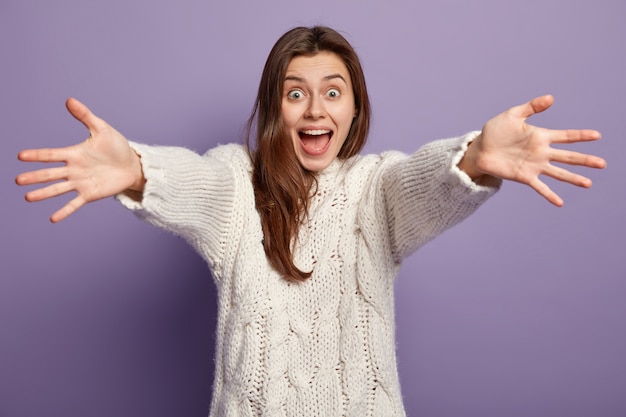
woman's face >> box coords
[282,51,356,172]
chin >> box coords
[298,156,334,173]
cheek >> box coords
[338,107,356,131]
[281,104,300,130]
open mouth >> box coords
[298,129,333,155]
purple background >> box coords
[2,0,625,416]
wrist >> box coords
[128,150,146,192]
[457,135,500,187]
[457,138,482,179]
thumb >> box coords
[514,94,555,120]
[65,97,107,133]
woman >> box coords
[16,26,605,417]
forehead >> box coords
[285,51,351,83]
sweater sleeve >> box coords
[380,131,501,262]
[115,142,247,274]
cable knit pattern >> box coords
[116,131,499,417]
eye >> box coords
[287,90,304,100]
[326,88,341,98]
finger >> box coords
[549,128,602,144]
[512,94,555,119]
[16,166,68,186]
[529,176,564,207]
[550,148,607,169]
[65,97,108,133]
[25,181,75,202]
[18,147,69,163]
[543,164,593,188]
[50,195,86,223]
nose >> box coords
[305,95,325,119]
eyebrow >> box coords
[284,73,348,84]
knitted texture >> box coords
[117,132,498,417]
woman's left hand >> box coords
[458,94,606,206]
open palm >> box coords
[460,95,606,206]
[16,98,144,222]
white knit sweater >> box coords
[117,132,498,417]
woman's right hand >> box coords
[15,98,145,222]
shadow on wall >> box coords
[1,220,218,417]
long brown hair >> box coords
[246,26,371,281]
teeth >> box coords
[301,129,331,136]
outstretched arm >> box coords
[15,98,145,222]
[458,95,606,206]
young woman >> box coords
[16,26,605,417]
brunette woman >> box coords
[16,26,605,417]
